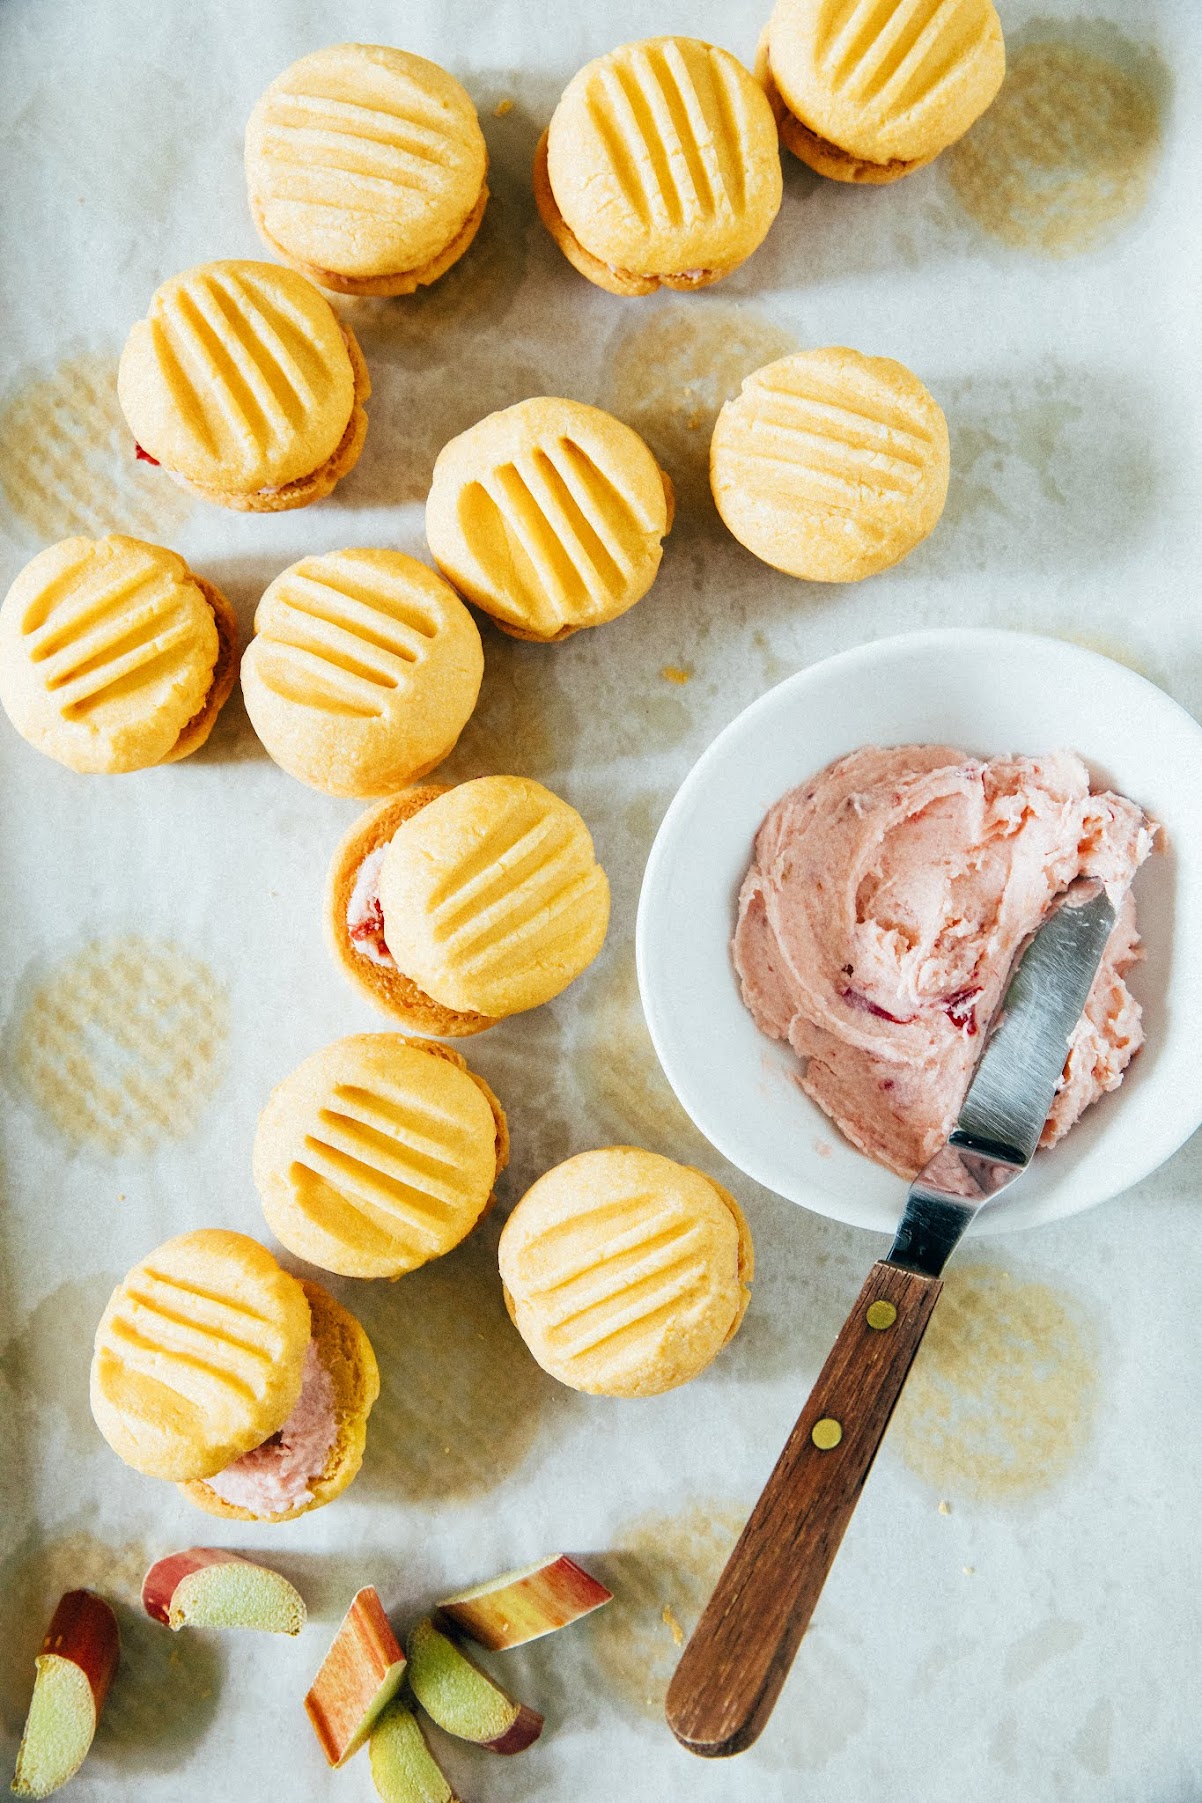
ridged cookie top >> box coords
[0,535,219,773]
[767,0,1005,165]
[117,261,356,493]
[426,399,672,639]
[246,44,488,281]
[254,1035,503,1279]
[377,776,610,1017]
[90,1229,312,1482]
[710,346,949,581]
[547,37,782,276]
[240,549,483,796]
[498,1147,753,1397]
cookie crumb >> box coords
[660,665,692,685]
[938,1500,951,1515]
[494,97,514,116]
[962,1565,975,1576]
[661,1604,684,1646]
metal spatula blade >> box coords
[888,883,1117,1279]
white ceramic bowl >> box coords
[636,628,1202,1236]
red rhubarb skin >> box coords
[305,1587,406,1768]
[141,1548,250,1626]
[42,1591,120,1715]
[485,1702,545,1755]
[438,1556,612,1651]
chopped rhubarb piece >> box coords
[12,1591,120,1798]
[142,1549,305,1634]
[406,1617,543,1755]
[437,1555,612,1651]
[305,1587,407,1769]
[839,987,914,1026]
[943,986,982,1035]
[133,442,160,465]
[370,1700,459,1803]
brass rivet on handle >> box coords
[866,1300,898,1330]
[812,1417,843,1450]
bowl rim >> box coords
[635,625,1202,1237]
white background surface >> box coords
[1,1,1200,1799]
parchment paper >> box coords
[1,1,1200,1798]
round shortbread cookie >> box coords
[90,1229,312,1483]
[0,535,237,773]
[180,1280,380,1521]
[246,43,489,296]
[325,787,497,1037]
[254,1034,508,1279]
[118,260,366,502]
[241,549,483,796]
[377,775,611,1018]
[425,398,675,642]
[710,346,949,581]
[498,1147,754,1397]
[763,0,1005,178]
[541,38,782,291]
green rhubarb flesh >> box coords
[172,1564,306,1634]
[405,1619,514,1742]
[370,1700,456,1803]
[12,1657,96,1799]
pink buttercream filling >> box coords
[733,745,1155,1178]
[347,845,395,968]
[205,1339,337,1515]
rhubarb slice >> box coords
[12,1591,120,1799]
[437,1554,612,1651]
[370,1699,459,1803]
[142,1549,306,1634]
[406,1617,542,1755]
[306,1587,407,1768]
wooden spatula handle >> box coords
[666,1259,942,1757]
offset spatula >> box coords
[666,884,1117,1757]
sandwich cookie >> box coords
[90,1230,378,1523]
[757,0,1005,183]
[498,1148,754,1397]
[535,37,782,295]
[425,398,675,642]
[327,776,610,1035]
[254,1033,508,1279]
[245,43,489,297]
[118,260,370,513]
[241,549,483,796]
[0,534,237,773]
[710,346,949,580]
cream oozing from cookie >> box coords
[346,846,393,967]
[204,1340,337,1515]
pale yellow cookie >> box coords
[760,0,1005,182]
[498,1147,754,1397]
[425,399,675,642]
[246,43,490,297]
[180,1280,380,1522]
[377,775,610,1017]
[0,534,238,773]
[325,787,497,1037]
[117,260,369,512]
[254,1033,508,1279]
[90,1230,312,1482]
[710,346,949,580]
[241,549,483,796]
[538,38,782,294]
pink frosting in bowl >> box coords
[733,744,1155,1178]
